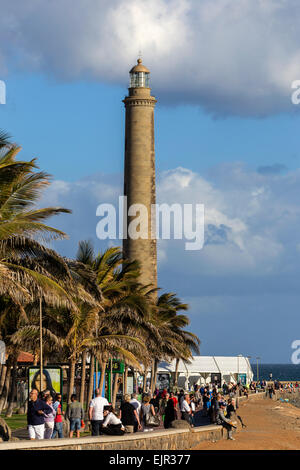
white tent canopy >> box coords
[157,356,253,388]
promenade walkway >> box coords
[195,395,300,450]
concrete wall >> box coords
[1,425,223,451]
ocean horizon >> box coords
[251,363,300,381]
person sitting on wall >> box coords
[216,401,236,441]
[102,406,125,436]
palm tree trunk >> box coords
[98,361,107,397]
[0,356,12,413]
[79,351,87,405]
[124,365,128,395]
[112,372,119,408]
[174,358,180,389]
[86,353,95,412]
[153,358,159,393]
[33,352,38,366]
[150,359,156,394]
[142,372,147,393]
[5,356,17,417]
[0,364,7,396]
[67,358,76,403]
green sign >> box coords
[238,373,247,385]
[106,359,125,374]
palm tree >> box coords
[0,131,74,414]
[147,292,200,393]
[75,241,157,401]
[0,133,74,305]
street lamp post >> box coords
[246,356,251,384]
[256,357,261,382]
[237,354,243,384]
[39,297,43,393]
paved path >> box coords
[195,396,300,450]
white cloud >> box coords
[1,0,300,115]
[41,162,300,281]
[40,162,300,361]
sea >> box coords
[251,363,300,381]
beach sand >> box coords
[195,396,300,450]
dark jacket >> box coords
[27,399,52,426]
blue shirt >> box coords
[27,399,52,426]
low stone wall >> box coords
[0,391,265,451]
[1,425,223,451]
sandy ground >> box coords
[195,396,300,450]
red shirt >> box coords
[171,397,178,406]
[54,403,62,423]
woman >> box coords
[140,395,156,431]
[150,392,160,411]
[119,394,141,433]
[51,393,64,439]
[102,405,125,436]
[43,395,56,439]
[31,369,57,399]
[202,390,210,416]
[164,398,176,429]
[226,398,235,420]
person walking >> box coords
[130,393,141,432]
[43,395,56,439]
[51,393,64,439]
[189,394,196,426]
[159,392,170,426]
[88,387,109,436]
[27,389,52,440]
[140,395,156,431]
[268,384,275,399]
[164,397,176,429]
[66,394,84,438]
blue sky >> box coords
[1,0,300,363]
[2,74,300,180]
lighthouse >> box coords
[123,59,157,290]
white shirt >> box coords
[102,412,122,427]
[89,396,109,420]
[130,398,141,414]
[191,401,196,412]
[181,400,191,413]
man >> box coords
[88,387,109,436]
[268,383,275,399]
[130,393,141,432]
[181,393,192,424]
[216,401,236,440]
[66,394,84,438]
[27,389,52,440]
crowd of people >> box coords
[26,378,300,441]
[27,382,245,441]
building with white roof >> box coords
[157,355,253,390]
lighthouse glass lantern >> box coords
[129,59,150,88]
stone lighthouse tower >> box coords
[123,58,157,289]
